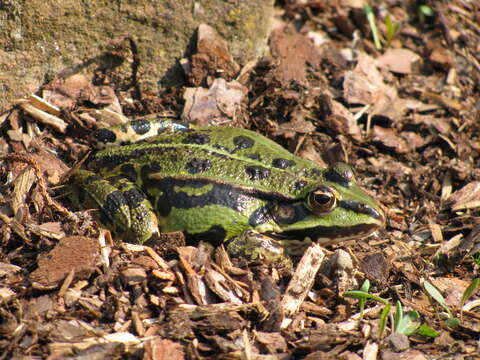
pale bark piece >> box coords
[281,244,325,325]
[121,267,147,286]
[271,118,316,137]
[448,181,480,211]
[144,338,185,360]
[371,126,409,153]
[19,102,68,133]
[376,48,421,74]
[204,268,243,304]
[344,53,387,105]
[318,93,362,141]
[31,149,70,185]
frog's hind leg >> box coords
[91,118,189,148]
[70,170,159,244]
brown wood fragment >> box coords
[144,338,185,360]
[281,244,325,326]
[270,26,320,85]
[449,182,480,211]
[30,236,101,288]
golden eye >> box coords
[307,186,337,214]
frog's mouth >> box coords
[269,222,381,244]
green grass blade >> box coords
[379,303,391,338]
[359,280,371,317]
[385,14,399,44]
[393,301,403,331]
[343,290,389,305]
[364,5,382,49]
[460,278,480,320]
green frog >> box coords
[69,119,384,263]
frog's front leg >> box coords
[225,230,292,267]
[69,170,159,244]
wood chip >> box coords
[270,25,320,85]
[145,246,171,271]
[449,181,480,211]
[30,236,101,288]
[429,223,444,243]
[186,23,240,86]
[19,102,67,133]
[144,338,185,360]
[371,126,409,153]
[376,48,421,74]
[281,244,325,325]
[152,269,176,281]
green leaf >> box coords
[419,5,434,17]
[379,303,391,338]
[444,317,460,328]
[461,278,480,310]
[423,280,452,316]
[343,290,389,305]
[360,279,371,292]
[395,311,420,335]
[415,324,440,337]
[385,14,399,43]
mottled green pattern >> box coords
[92,126,323,198]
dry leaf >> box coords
[182,78,247,126]
[344,53,408,121]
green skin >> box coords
[70,119,385,263]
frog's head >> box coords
[269,162,385,243]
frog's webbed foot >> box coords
[225,230,292,267]
[69,170,159,244]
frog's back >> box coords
[91,126,325,198]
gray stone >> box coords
[0,0,274,112]
[387,332,410,352]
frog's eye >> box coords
[307,186,337,214]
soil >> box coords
[1,1,479,359]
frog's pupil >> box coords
[314,193,331,205]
